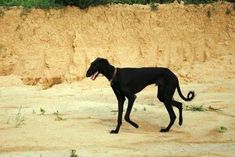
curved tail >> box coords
[176,82,195,101]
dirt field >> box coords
[0,2,235,157]
[0,76,235,157]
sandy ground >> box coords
[0,2,235,157]
[0,76,235,157]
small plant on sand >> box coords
[225,8,231,15]
[0,44,5,53]
[6,117,10,124]
[32,109,36,114]
[40,107,46,115]
[70,149,78,157]
[207,9,211,18]
[218,126,228,133]
[0,9,5,17]
[185,105,222,112]
[20,8,31,18]
[207,106,221,111]
[53,110,65,121]
[143,107,147,111]
[15,106,25,127]
[150,1,158,11]
[185,105,205,112]
[148,103,156,106]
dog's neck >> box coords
[110,68,117,83]
[101,64,116,82]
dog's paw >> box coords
[160,128,169,132]
[110,130,119,134]
[133,123,139,128]
[179,120,183,126]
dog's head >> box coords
[86,57,110,80]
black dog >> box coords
[86,58,194,134]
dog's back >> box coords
[114,67,177,93]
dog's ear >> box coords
[101,58,110,65]
[91,57,102,65]
[94,57,101,62]
[96,57,109,64]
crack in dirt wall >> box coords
[0,3,234,88]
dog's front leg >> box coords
[111,87,125,134]
[110,99,124,134]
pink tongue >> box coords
[91,72,98,80]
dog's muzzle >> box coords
[90,71,99,80]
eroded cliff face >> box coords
[0,3,234,88]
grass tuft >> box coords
[225,8,231,15]
[70,149,78,157]
[148,103,156,106]
[207,9,211,18]
[15,106,25,127]
[143,107,147,111]
[20,8,31,18]
[0,44,6,54]
[150,1,158,11]
[185,105,205,112]
[218,126,228,133]
[53,110,65,121]
[185,105,222,112]
[40,107,46,115]
[0,9,5,17]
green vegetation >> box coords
[218,126,228,133]
[6,117,10,124]
[40,107,46,115]
[0,0,232,9]
[143,107,147,111]
[15,106,25,127]
[0,0,64,9]
[150,1,158,11]
[0,44,5,53]
[185,105,205,112]
[207,9,212,17]
[70,149,78,157]
[185,105,222,112]
[20,8,31,17]
[0,8,4,17]
[225,8,231,15]
[183,0,217,4]
[148,102,156,106]
[32,109,36,114]
[53,110,65,121]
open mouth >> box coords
[91,71,99,80]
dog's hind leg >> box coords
[161,101,176,132]
[125,95,139,128]
[158,84,177,132]
[172,100,183,126]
